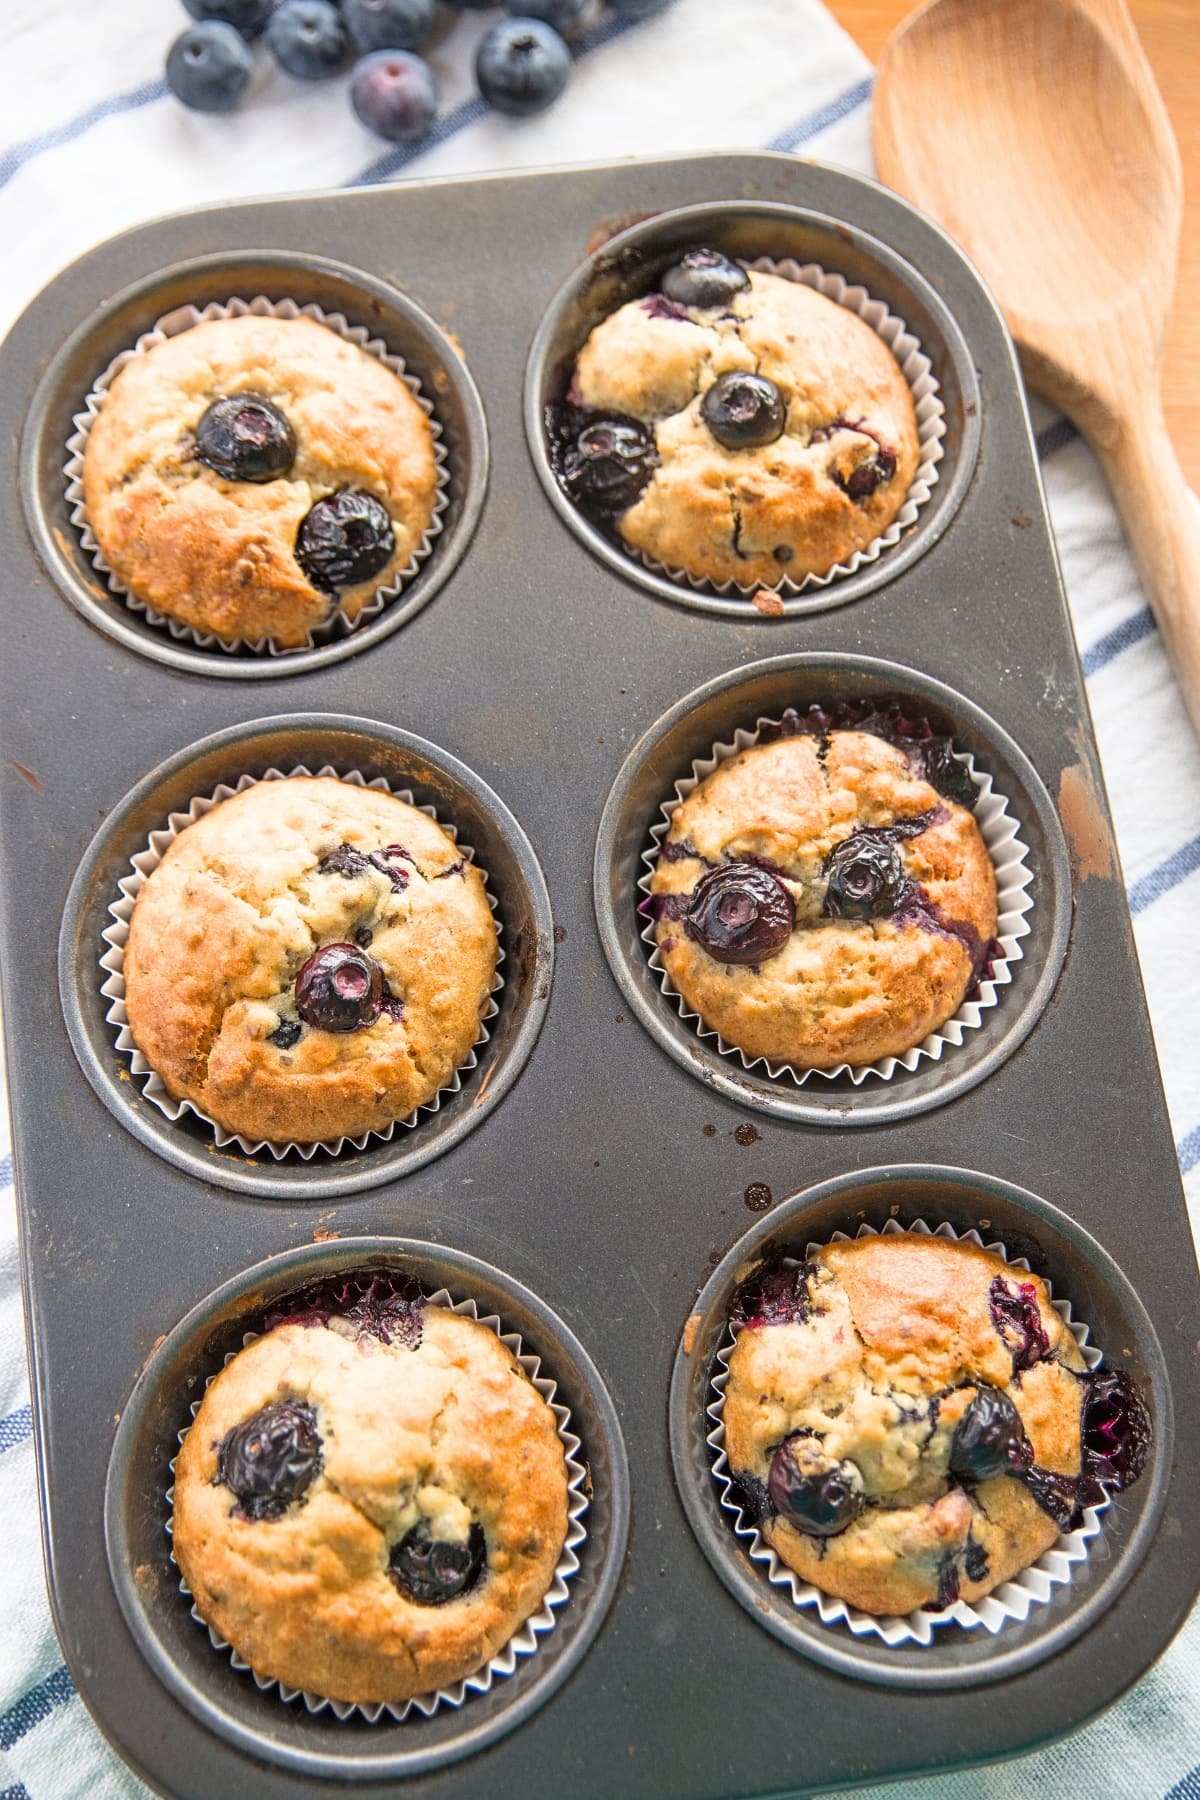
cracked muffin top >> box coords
[552,249,919,590]
[645,716,997,1071]
[82,314,439,648]
[722,1235,1152,1618]
[172,1274,570,1705]
[123,776,498,1145]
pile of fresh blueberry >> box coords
[166,0,675,142]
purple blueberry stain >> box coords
[264,1269,424,1346]
[728,1258,816,1329]
[988,1276,1052,1374]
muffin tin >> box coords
[0,152,1197,1798]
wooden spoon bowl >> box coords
[874,0,1200,734]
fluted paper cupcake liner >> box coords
[65,295,449,655]
[164,1285,589,1722]
[639,711,1033,1087]
[631,256,944,601]
[708,1218,1106,1647]
[100,764,502,1160]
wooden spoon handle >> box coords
[1094,400,1200,737]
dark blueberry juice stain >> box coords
[743,1182,773,1212]
[987,1276,1052,1373]
[264,1269,424,1347]
[734,1122,761,1147]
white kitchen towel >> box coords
[0,2,1197,1795]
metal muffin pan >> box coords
[58,714,554,1199]
[669,1165,1173,1691]
[0,153,1197,1799]
[525,198,981,618]
[105,1237,629,1781]
[595,651,1070,1125]
[19,250,489,679]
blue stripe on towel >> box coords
[1165,1762,1200,1799]
[1036,418,1080,460]
[1082,607,1157,676]
[0,78,168,195]
[0,1408,32,1456]
[1129,834,1200,915]
[0,1670,76,1753]
[0,1783,33,1800]
[768,76,873,151]
[0,1154,11,1190]
[1177,1126,1200,1175]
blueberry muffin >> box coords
[645,711,997,1069]
[173,1273,571,1704]
[123,776,498,1144]
[82,314,439,647]
[553,249,919,589]
[723,1235,1151,1616]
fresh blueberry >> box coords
[768,1436,865,1538]
[555,409,658,516]
[350,49,438,142]
[476,18,570,118]
[684,862,794,965]
[700,372,786,451]
[194,394,296,483]
[948,1385,1032,1482]
[266,0,347,79]
[988,1276,1051,1373]
[295,942,383,1032]
[836,444,898,501]
[390,1520,486,1604]
[504,0,587,30]
[166,22,254,111]
[218,1401,322,1520]
[823,833,909,921]
[295,489,395,592]
[661,248,749,310]
[343,0,435,54]
[183,0,275,38]
[270,1017,303,1050]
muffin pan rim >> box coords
[104,1235,631,1780]
[19,248,490,680]
[593,651,1072,1125]
[523,197,981,619]
[57,714,554,1198]
[667,1163,1174,1691]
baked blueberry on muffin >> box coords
[644,707,997,1069]
[172,1272,571,1704]
[722,1235,1151,1616]
[82,314,439,647]
[122,777,498,1144]
[552,249,920,589]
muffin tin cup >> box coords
[595,653,1071,1126]
[669,1166,1173,1691]
[166,1284,589,1725]
[525,200,980,620]
[105,1239,630,1780]
[21,250,488,679]
[638,711,1032,1089]
[64,294,451,658]
[59,716,553,1198]
[627,254,945,603]
[98,761,505,1162]
[708,1215,1105,1647]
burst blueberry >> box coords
[661,248,749,310]
[988,1276,1051,1373]
[194,394,296,483]
[218,1401,322,1520]
[823,833,909,921]
[266,0,347,79]
[296,489,395,593]
[948,1385,1032,1482]
[295,942,383,1033]
[700,372,786,451]
[836,444,898,501]
[390,1520,486,1604]
[684,862,794,965]
[343,0,436,54]
[1081,1369,1151,1492]
[183,0,275,38]
[767,1436,865,1538]
[556,409,658,515]
[270,1017,303,1050]
[475,18,570,117]
[166,22,253,111]
[728,1259,816,1330]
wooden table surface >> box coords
[830,0,1199,488]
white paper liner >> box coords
[629,256,944,600]
[639,712,1033,1087]
[708,1218,1108,1646]
[164,1285,589,1722]
[64,295,450,655]
[99,765,503,1160]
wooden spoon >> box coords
[873,0,1200,735]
